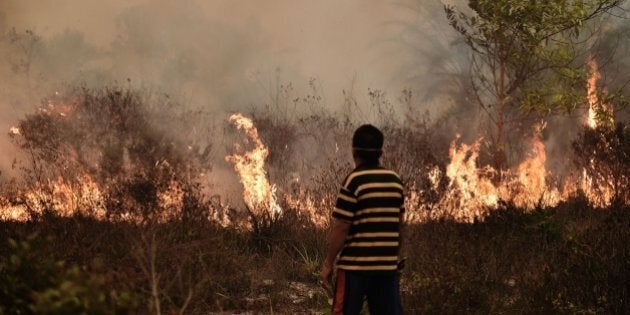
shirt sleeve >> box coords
[332,186,357,222]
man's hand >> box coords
[319,262,333,296]
[321,219,350,301]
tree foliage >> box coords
[0,233,138,314]
[445,0,626,168]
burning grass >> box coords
[0,86,629,313]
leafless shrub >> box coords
[11,87,214,222]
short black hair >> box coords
[352,124,383,163]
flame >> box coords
[427,128,563,222]
[581,56,615,207]
[435,135,498,222]
[9,126,20,136]
[284,192,328,228]
[428,166,441,191]
[586,56,613,129]
[40,97,79,117]
[225,114,281,217]
[1,80,627,225]
[0,173,195,223]
[0,175,107,221]
[414,57,624,222]
[156,179,185,221]
[0,193,29,221]
[578,162,615,208]
[505,129,561,209]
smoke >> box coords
[1,0,628,182]
[0,0,461,104]
[0,0,472,177]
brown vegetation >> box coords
[1,87,629,313]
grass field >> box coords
[1,200,629,314]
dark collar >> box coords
[354,162,381,171]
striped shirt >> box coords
[332,165,404,272]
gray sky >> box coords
[0,0,447,100]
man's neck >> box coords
[355,159,380,170]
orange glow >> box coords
[284,191,328,228]
[426,128,561,222]
[0,175,106,222]
[586,56,613,129]
[0,200,29,221]
[505,128,561,209]
[1,86,627,225]
[435,135,498,222]
[156,179,185,222]
[581,56,615,207]
[40,97,79,117]
[225,114,281,218]
[579,165,615,208]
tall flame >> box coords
[436,135,498,222]
[506,128,561,209]
[581,56,615,207]
[225,114,281,217]
[586,56,613,129]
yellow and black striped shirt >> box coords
[332,166,404,272]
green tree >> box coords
[445,0,625,170]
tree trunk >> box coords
[494,60,507,173]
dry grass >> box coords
[1,87,629,313]
[1,202,629,313]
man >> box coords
[320,124,404,315]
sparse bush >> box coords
[0,233,138,314]
[11,87,214,222]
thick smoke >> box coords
[0,0,466,105]
[0,0,628,182]
[0,0,470,177]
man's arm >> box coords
[398,211,406,270]
[320,219,351,291]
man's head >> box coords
[352,124,383,165]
